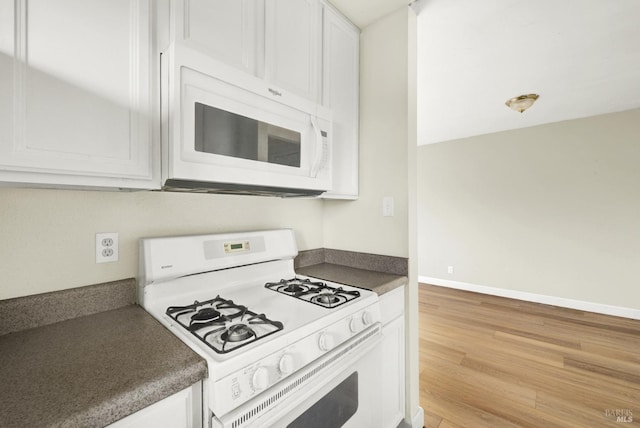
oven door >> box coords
[213,325,382,428]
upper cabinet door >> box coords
[321,4,359,199]
[264,0,320,103]
[172,0,322,106]
[0,0,156,188]
[173,0,261,76]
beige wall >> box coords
[0,188,323,300]
[323,8,409,258]
[418,109,640,309]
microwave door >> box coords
[166,62,331,192]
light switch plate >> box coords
[382,196,394,217]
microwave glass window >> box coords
[194,103,301,167]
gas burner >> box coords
[311,293,344,306]
[165,296,283,354]
[265,278,316,295]
[221,324,255,343]
[189,317,227,332]
[284,283,306,293]
[192,307,221,321]
[265,277,360,308]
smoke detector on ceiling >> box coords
[505,94,539,113]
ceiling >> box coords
[330,0,640,146]
[328,0,407,28]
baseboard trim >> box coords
[419,276,640,320]
[412,406,424,428]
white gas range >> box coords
[139,229,383,428]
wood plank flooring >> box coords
[419,284,640,427]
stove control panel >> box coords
[214,303,381,416]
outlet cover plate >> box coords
[96,232,119,263]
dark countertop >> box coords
[0,305,207,428]
[297,263,407,295]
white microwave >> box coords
[160,45,332,197]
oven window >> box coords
[194,103,301,167]
[287,372,358,428]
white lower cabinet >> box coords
[380,286,406,428]
[107,383,202,428]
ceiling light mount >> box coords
[505,94,539,113]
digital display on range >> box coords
[224,241,250,253]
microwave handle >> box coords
[310,116,323,178]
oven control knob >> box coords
[251,367,269,391]
[349,317,361,333]
[362,310,373,326]
[278,354,294,375]
[318,332,334,351]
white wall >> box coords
[0,188,323,300]
[418,109,640,310]
[323,8,409,258]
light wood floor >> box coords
[419,284,640,428]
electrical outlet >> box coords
[96,232,119,263]
[447,265,454,274]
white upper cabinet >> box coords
[172,0,321,105]
[264,0,321,103]
[320,3,359,199]
[0,0,158,189]
[0,0,358,194]
[171,0,261,77]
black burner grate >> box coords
[264,278,360,308]
[166,296,283,354]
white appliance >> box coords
[160,45,332,197]
[139,229,383,428]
